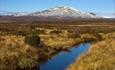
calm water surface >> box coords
[40,43,91,70]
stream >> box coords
[39,43,91,70]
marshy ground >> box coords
[0,19,115,70]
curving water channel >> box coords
[39,43,91,70]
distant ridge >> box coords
[0,6,101,18]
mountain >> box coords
[0,6,100,18]
[102,13,115,18]
[29,6,99,18]
[0,11,29,16]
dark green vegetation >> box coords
[25,33,40,47]
[0,18,115,70]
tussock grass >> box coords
[42,36,77,50]
[0,21,115,69]
[0,29,104,69]
[67,38,115,70]
[40,30,102,50]
[0,34,39,69]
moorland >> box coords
[0,17,115,70]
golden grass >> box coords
[38,29,77,50]
[41,35,77,50]
[0,34,39,69]
[67,38,115,70]
[0,27,114,69]
[0,20,115,69]
[38,29,100,50]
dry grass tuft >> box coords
[0,34,39,69]
[67,38,115,70]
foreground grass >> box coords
[0,33,50,70]
[0,30,100,69]
[0,25,115,69]
[0,35,40,70]
[67,38,115,70]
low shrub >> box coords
[25,33,40,47]
[36,29,46,34]
[50,30,62,34]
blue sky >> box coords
[0,0,115,15]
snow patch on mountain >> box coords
[30,6,99,18]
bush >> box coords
[50,30,62,34]
[36,29,46,34]
[94,33,102,38]
[25,33,40,47]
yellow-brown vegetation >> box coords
[67,38,115,70]
[0,34,39,69]
[0,21,115,69]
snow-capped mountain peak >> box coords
[30,6,99,18]
[49,6,80,12]
[0,6,100,18]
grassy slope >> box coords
[67,38,115,70]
